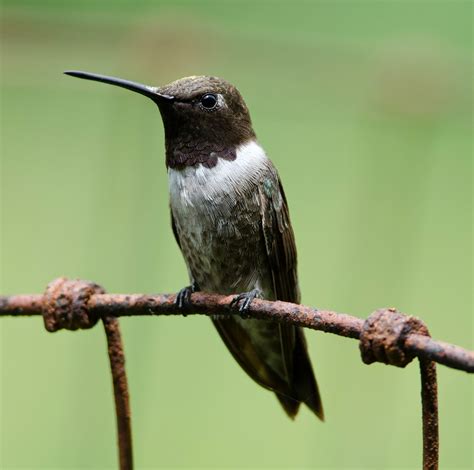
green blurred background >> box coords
[1,1,472,469]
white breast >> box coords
[168,139,268,218]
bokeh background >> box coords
[1,1,472,469]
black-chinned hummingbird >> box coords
[65,70,323,420]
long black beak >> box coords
[64,70,174,103]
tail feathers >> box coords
[287,327,324,420]
[276,393,300,419]
[212,317,323,420]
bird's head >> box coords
[65,71,256,168]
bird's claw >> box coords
[175,281,200,310]
[230,288,262,318]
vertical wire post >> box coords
[102,316,133,470]
[419,359,439,470]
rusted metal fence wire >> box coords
[1,277,473,470]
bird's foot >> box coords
[230,288,262,318]
[175,281,200,312]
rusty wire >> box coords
[1,278,473,470]
[102,315,133,470]
[34,278,133,470]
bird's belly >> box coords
[174,203,272,295]
[169,166,273,296]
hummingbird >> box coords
[65,70,324,420]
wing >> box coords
[258,168,323,420]
[258,171,300,304]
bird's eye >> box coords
[200,93,218,109]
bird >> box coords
[65,70,323,420]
